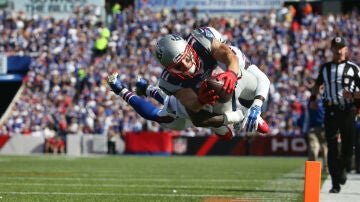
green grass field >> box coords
[0,155,325,202]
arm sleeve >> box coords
[246,64,270,100]
[353,63,360,90]
[315,64,325,85]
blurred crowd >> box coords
[0,3,359,139]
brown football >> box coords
[205,76,233,103]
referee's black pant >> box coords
[356,123,360,173]
[325,105,356,188]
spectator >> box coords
[299,95,327,172]
[107,123,121,154]
[92,22,110,60]
[45,135,65,154]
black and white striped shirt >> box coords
[316,60,360,106]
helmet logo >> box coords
[156,45,163,62]
[171,34,182,41]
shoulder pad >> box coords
[190,27,214,52]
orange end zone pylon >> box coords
[304,161,322,202]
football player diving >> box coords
[107,27,270,139]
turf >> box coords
[0,155,323,202]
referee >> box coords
[310,36,360,193]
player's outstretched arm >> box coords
[211,40,239,93]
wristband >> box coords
[223,110,244,125]
[252,99,263,108]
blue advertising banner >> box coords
[7,56,31,74]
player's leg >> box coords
[308,130,319,161]
[319,130,328,172]
[107,73,173,123]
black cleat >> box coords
[329,187,340,193]
[339,169,347,185]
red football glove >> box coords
[198,81,219,105]
[214,70,238,94]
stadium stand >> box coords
[0,3,359,142]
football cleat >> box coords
[257,117,270,134]
[107,72,124,95]
[329,186,340,193]
[135,76,149,96]
[339,169,347,185]
[213,125,234,140]
[216,131,233,140]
